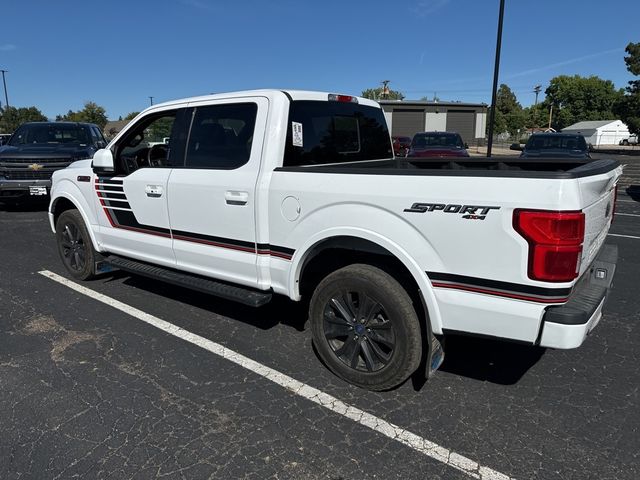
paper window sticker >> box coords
[292,122,303,147]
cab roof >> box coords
[145,89,380,112]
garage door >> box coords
[445,110,475,144]
[391,109,425,138]
[597,130,617,145]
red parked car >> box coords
[391,136,412,157]
[407,132,469,158]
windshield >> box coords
[8,124,90,146]
[412,133,463,149]
[525,135,587,150]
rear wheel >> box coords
[309,264,422,391]
[55,209,97,280]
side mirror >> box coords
[92,148,114,173]
[510,143,523,151]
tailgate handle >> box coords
[225,190,249,206]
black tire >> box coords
[55,209,97,281]
[309,264,422,391]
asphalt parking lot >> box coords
[1,154,639,480]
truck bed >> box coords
[276,157,620,179]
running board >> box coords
[104,255,272,307]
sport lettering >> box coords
[404,203,500,220]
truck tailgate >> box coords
[578,165,621,275]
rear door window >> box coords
[183,103,258,170]
[283,101,392,166]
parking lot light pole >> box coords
[149,96,154,106]
[0,70,9,109]
[486,0,505,158]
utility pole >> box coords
[0,70,9,109]
[149,96,154,106]
[532,84,542,133]
[486,0,505,158]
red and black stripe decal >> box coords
[257,243,295,260]
[95,177,172,238]
[172,229,256,254]
[96,177,123,185]
[94,176,295,260]
[427,271,571,304]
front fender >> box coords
[49,179,101,252]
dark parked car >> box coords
[391,135,412,157]
[0,122,106,203]
[407,131,469,158]
[516,133,590,159]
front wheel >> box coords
[309,264,422,391]
[55,209,97,280]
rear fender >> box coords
[289,220,445,334]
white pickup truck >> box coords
[48,90,621,390]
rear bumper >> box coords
[0,178,52,199]
[539,243,617,349]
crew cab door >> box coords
[167,97,268,288]
[95,107,187,266]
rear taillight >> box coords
[513,209,585,282]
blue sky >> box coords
[0,0,636,120]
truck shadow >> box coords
[436,334,546,385]
[626,185,640,201]
[0,198,50,212]
[112,272,309,332]
[104,272,545,389]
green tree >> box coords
[146,118,173,142]
[0,106,48,133]
[361,88,405,100]
[488,107,506,137]
[124,111,140,121]
[613,42,640,134]
[496,84,526,136]
[541,75,623,130]
[57,101,108,129]
[488,84,527,137]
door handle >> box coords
[225,190,249,206]
[145,185,163,198]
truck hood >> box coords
[0,144,95,159]
[520,149,590,159]
[408,147,469,158]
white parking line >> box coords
[39,270,512,480]
[615,213,640,217]
[608,233,640,240]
